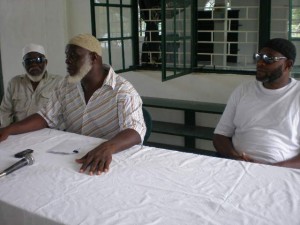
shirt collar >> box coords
[102,65,116,90]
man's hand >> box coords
[0,127,10,142]
[0,114,48,143]
[75,129,141,175]
[238,153,267,164]
[238,153,254,162]
[75,141,115,175]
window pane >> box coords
[271,2,288,39]
[123,8,132,37]
[124,39,133,67]
[109,0,120,4]
[110,40,123,70]
[123,0,131,4]
[95,7,108,38]
[101,40,109,64]
[290,0,300,39]
[163,0,193,80]
[290,0,300,76]
[109,7,122,38]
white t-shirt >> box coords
[214,78,300,163]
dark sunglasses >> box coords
[254,53,286,64]
[23,57,46,66]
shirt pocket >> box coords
[39,91,52,106]
[12,93,29,113]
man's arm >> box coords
[0,82,14,127]
[213,134,246,160]
[76,128,141,175]
[213,134,300,169]
[0,113,48,142]
[272,155,300,169]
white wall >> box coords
[66,0,92,37]
[122,70,252,103]
[0,0,92,88]
[0,0,68,88]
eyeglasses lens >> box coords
[24,57,46,66]
[254,53,273,64]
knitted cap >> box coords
[22,43,46,58]
[262,38,296,63]
[68,33,102,56]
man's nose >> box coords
[256,59,267,66]
[65,57,71,64]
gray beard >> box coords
[26,68,46,82]
[67,61,92,84]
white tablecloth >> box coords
[0,128,300,225]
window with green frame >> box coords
[160,0,193,81]
[91,0,297,81]
[290,0,300,76]
[90,0,192,80]
[290,0,300,39]
[90,0,139,73]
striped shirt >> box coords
[38,66,146,142]
[0,72,62,127]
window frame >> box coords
[90,0,139,73]
[289,0,300,41]
[90,0,296,80]
[161,0,194,81]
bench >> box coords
[142,97,226,156]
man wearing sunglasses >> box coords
[0,43,62,127]
[213,38,300,169]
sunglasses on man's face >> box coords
[23,57,46,66]
[254,53,287,64]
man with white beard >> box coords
[0,44,62,127]
[0,34,146,176]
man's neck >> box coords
[263,77,291,89]
[81,68,108,102]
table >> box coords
[0,128,299,225]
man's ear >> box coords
[286,59,294,70]
[90,52,99,62]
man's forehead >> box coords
[259,47,281,56]
[23,52,45,59]
[65,44,89,54]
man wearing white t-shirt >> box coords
[213,38,300,169]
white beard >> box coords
[26,68,46,82]
[67,57,92,84]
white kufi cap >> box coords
[22,43,46,58]
[68,33,102,56]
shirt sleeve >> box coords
[214,84,243,137]
[37,81,64,129]
[0,80,14,127]
[118,93,146,143]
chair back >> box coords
[142,107,152,143]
